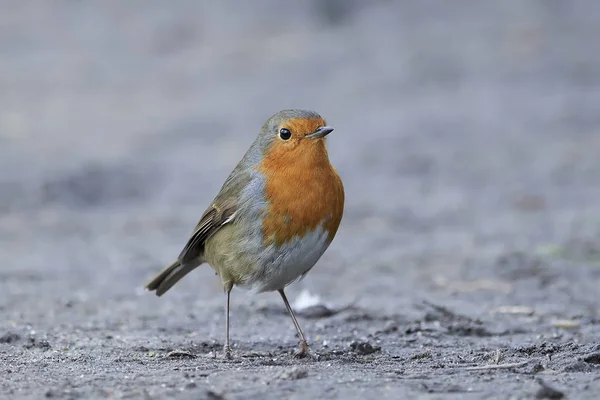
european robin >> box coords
[145,109,344,358]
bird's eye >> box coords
[279,128,291,140]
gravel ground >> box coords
[1,1,600,399]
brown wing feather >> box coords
[176,160,251,265]
[177,204,236,265]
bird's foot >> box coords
[223,345,232,359]
[293,340,309,359]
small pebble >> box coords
[350,341,381,355]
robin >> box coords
[145,109,344,358]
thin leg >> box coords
[224,286,232,359]
[278,289,309,358]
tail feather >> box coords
[145,260,198,296]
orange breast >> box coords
[258,139,344,247]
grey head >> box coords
[239,109,330,168]
[213,109,332,208]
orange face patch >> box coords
[280,117,327,138]
[258,118,344,247]
[267,117,328,153]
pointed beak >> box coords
[306,126,334,139]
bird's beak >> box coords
[306,126,334,139]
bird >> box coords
[144,109,344,358]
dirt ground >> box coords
[1,1,600,399]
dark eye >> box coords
[279,128,291,140]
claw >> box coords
[293,340,309,359]
[224,345,232,359]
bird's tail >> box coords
[145,260,198,296]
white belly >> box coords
[245,223,331,293]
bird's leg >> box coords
[224,284,232,359]
[278,289,309,358]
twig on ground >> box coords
[422,300,473,322]
[459,361,528,371]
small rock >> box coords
[0,332,20,344]
[561,360,593,373]
[206,390,226,400]
[297,304,337,319]
[447,323,492,337]
[350,341,381,355]
[44,388,79,399]
[376,322,399,335]
[184,381,197,390]
[410,351,432,361]
[38,340,51,350]
[24,337,51,350]
[530,363,545,374]
[164,350,195,359]
[292,290,353,318]
[583,352,600,365]
[278,367,308,380]
[535,379,564,399]
[512,194,546,212]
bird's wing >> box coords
[177,202,237,265]
[176,163,252,265]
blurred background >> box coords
[1,0,600,397]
